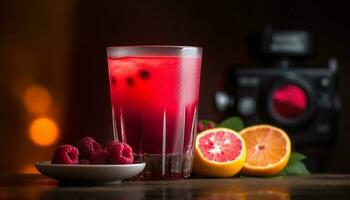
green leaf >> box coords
[199,119,214,125]
[218,116,244,131]
[279,151,309,176]
[288,152,307,163]
[281,160,310,175]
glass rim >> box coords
[106,45,202,58]
[106,45,202,50]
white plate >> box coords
[35,161,145,184]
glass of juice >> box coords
[106,46,202,180]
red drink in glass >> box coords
[106,46,202,180]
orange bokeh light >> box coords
[22,85,52,115]
[29,117,59,146]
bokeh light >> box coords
[29,117,59,146]
[22,85,52,115]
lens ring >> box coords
[266,75,315,126]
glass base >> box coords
[133,153,193,180]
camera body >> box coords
[231,66,338,147]
[216,28,339,148]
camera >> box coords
[216,28,340,148]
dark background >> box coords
[1,0,349,175]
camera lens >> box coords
[271,84,308,121]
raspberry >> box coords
[107,141,134,164]
[139,69,151,80]
[51,145,79,164]
[197,120,216,133]
[77,137,102,159]
[126,77,135,87]
[111,76,117,86]
[79,159,90,164]
[90,149,109,164]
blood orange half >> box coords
[193,128,246,177]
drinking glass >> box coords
[106,46,202,180]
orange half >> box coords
[239,125,291,176]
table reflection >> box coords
[39,186,145,200]
[36,182,290,200]
[5,175,350,200]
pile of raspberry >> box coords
[197,120,216,133]
[51,137,134,165]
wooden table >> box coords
[1,174,350,199]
